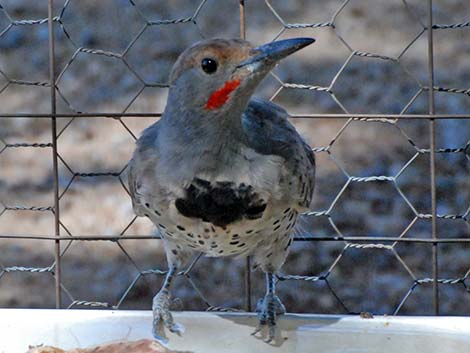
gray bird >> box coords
[128,37,315,343]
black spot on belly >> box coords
[245,204,266,219]
[284,238,293,251]
[175,179,267,227]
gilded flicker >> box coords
[128,37,316,343]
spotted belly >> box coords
[140,177,298,257]
[144,202,298,258]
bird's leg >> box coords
[152,265,184,342]
[253,272,285,343]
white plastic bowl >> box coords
[1,309,469,353]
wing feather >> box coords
[127,123,161,217]
[242,98,315,210]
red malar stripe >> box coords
[205,79,241,110]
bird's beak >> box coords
[236,37,315,72]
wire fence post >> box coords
[48,0,62,309]
[239,0,252,313]
[427,0,439,315]
[427,0,439,316]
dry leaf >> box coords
[26,339,193,353]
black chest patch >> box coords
[175,178,266,227]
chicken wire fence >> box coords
[0,0,469,316]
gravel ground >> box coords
[0,0,469,316]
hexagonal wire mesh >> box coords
[0,0,469,316]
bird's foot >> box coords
[252,293,286,343]
[152,290,185,343]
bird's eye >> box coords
[201,58,218,74]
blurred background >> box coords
[0,0,469,316]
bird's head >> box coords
[166,37,315,116]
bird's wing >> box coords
[242,97,315,211]
[127,122,162,217]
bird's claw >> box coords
[252,321,276,343]
[152,290,185,343]
[252,293,285,343]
